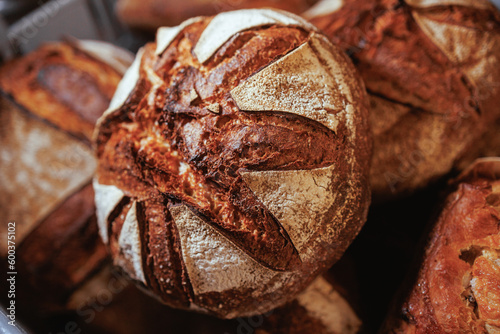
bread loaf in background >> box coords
[382,158,500,333]
[94,9,372,318]
[115,0,318,30]
[66,266,361,334]
[0,40,133,309]
[307,0,500,201]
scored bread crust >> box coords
[307,0,500,200]
[383,158,500,333]
[94,9,371,318]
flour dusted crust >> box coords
[96,48,144,130]
[411,10,500,120]
[0,98,95,255]
[116,201,147,284]
[169,205,281,295]
[296,277,361,334]
[170,204,292,317]
[253,275,361,334]
[155,17,204,56]
[194,9,317,63]
[230,33,361,135]
[0,41,130,253]
[0,39,129,254]
[383,158,500,333]
[308,0,500,200]
[93,180,125,243]
[405,0,493,9]
[411,9,500,85]
[240,165,338,261]
[95,9,371,318]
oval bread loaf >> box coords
[94,9,372,318]
[382,158,500,333]
[0,40,133,309]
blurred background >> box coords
[1,0,498,61]
[0,0,143,62]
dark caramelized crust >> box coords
[383,159,500,333]
[97,23,344,271]
[308,0,500,200]
[139,197,193,308]
[95,10,371,317]
[0,42,123,141]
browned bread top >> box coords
[308,0,500,200]
[94,9,372,318]
[384,158,500,333]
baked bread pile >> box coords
[94,9,372,318]
[0,40,133,308]
[308,0,500,200]
[1,1,499,333]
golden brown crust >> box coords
[95,10,371,318]
[0,95,96,256]
[0,42,124,141]
[116,0,318,30]
[383,158,500,333]
[308,0,500,200]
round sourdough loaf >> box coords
[94,9,372,318]
[0,40,133,309]
[307,0,500,200]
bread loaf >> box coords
[67,267,361,334]
[94,9,372,318]
[116,0,319,30]
[383,158,500,333]
[255,275,361,334]
[307,0,500,200]
[0,40,133,308]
